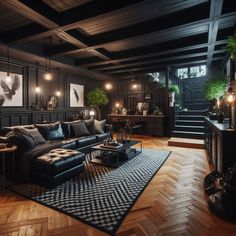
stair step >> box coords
[174,125,204,132]
[172,130,205,139]
[175,120,204,126]
[175,115,204,121]
[168,137,204,149]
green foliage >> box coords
[168,84,180,94]
[87,88,109,107]
[224,33,236,58]
[203,74,227,101]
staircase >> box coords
[172,110,205,139]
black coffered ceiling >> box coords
[0,0,235,79]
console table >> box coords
[107,114,166,136]
[204,117,236,172]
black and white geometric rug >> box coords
[12,149,171,235]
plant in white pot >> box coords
[168,84,180,106]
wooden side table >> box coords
[0,144,17,189]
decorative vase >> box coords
[218,111,224,123]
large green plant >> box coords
[224,33,236,58]
[87,88,109,120]
[203,74,227,101]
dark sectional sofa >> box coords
[1,119,112,186]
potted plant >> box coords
[87,88,109,120]
[203,73,227,120]
[168,84,180,106]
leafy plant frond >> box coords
[168,84,180,94]
[87,88,109,107]
[203,74,227,101]
[224,33,236,57]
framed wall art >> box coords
[69,83,84,107]
[0,71,23,107]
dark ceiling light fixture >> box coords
[55,67,61,97]
[5,44,11,83]
[43,36,53,81]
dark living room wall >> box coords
[0,57,102,128]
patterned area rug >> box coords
[11,149,171,235]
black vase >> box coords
[218,112,224,123]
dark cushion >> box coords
[1,124,35,136]
[96,132,111,142]
[15,127,46,146]
[61,138,77,150]
[77,135,97,148]
[94,119,106,134]
[83,119,95,134]
[6,129,35,150]
[31,148,85,175]
[70,122,90,137]
[36,122,65,140]
[61,120,81,138]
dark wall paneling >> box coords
[0,57,103,129]
[110,75,168,115]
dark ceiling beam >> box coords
[100,56,208,74]
[75,39,227,67]
[58,13,235,57]
[107,57,224,75]
[207,0,224,68]
[2,0,208,43]
[89,50,225,72]
[1,0,113,63]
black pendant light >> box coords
[55,67,61,97]
[43,37,53,81]
[5,44,11,83]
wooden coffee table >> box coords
[89,139,142,167]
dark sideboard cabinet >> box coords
[204,117,236,172]
[107,114,166,136]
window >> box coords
[177,65,206,79]
[177,68,188,79]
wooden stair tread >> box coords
[168,137,205,149]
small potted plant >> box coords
[168,84,180,106]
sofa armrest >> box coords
[0,136,9,143]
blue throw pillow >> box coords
[36,122,65,140]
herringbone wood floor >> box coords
[1,135,236,235]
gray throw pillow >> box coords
[84,118,95,134]
[94,119,106,134]
[71,122,90,137]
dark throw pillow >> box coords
[36,122,65,140]
[71,122,90,137]
[94,119,106,134]
[83,119,95,134]
[61,120,81,138]
[6,129,35,151]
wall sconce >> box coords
[226,86,235,129]
[105,83,112,90]
[55,67,61,96]
[132,84,138,90]
[5,44,11,83]
[115,102,120,108]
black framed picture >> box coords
[0,71,23,107]
[69,83,84,107]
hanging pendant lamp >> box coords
[5,45,11,83]
[55,67,61,96]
